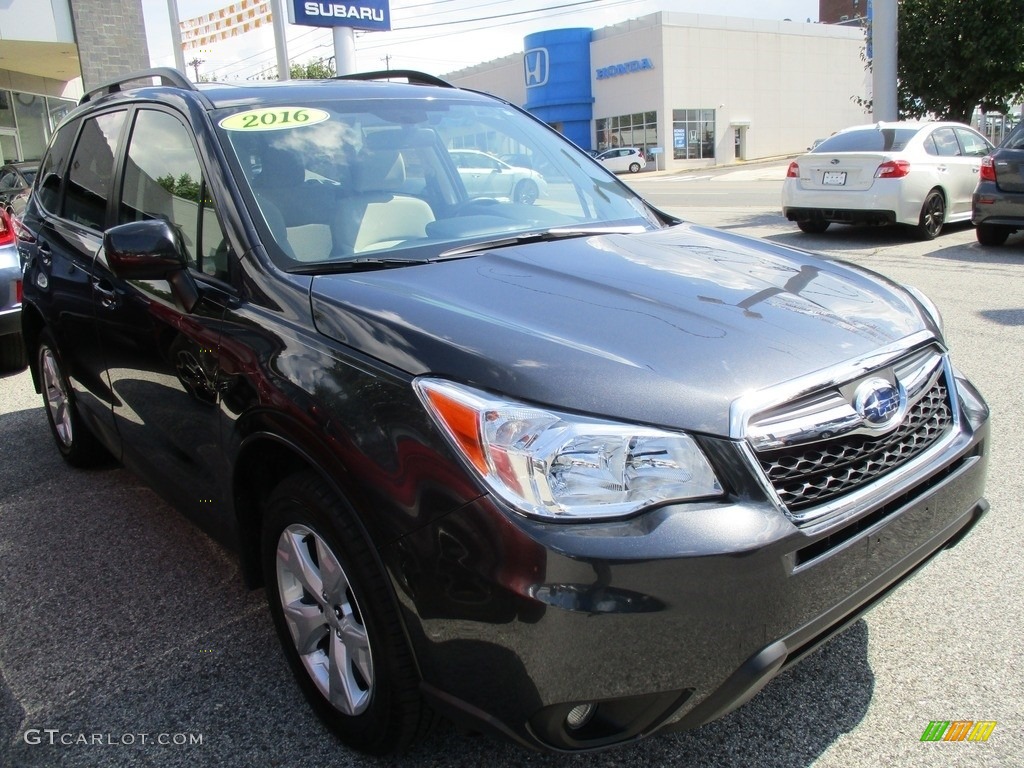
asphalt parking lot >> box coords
[2,170,1022,767]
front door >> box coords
[95,107,233,523]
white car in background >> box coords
[595,147,647,173]
[782,121,993,239]
[448,149,547,204]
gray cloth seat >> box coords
[253,147,337,261]
[334,146,435,254]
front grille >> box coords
[756,379,952,512]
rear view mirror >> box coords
[103,219,199,312]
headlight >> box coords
[415,378,723,521]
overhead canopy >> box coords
[0,40,80,81]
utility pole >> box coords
[188,58,204,82]
[382,54,392,71]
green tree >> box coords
[897,0,1024,122]
[290,58,336,79]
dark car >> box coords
[19,68,990,756]
[972,120,1024,245]
[0,162,36,213]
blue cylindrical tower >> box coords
[523,28,594,151]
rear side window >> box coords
[36,120,79,213]
[64,111,127,230]
[929,127,961,157]
[813,127,920,153]
[1001,123,1024,151]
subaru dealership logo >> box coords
[854,377,903,429]
[524,48,549,87]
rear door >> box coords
[24,110,129,453]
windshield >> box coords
[812,127,922,154]
[215,96,662,270]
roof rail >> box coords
[80,67,197,105]
[332,70,454,89]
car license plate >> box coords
[822,171,847,186]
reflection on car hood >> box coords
[310,224,930,434]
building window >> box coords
[595,111,657,155]
[672,109,716,160]
[0,90,76,163]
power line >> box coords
[207,0,636,80]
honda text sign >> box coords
[288,0,391,31]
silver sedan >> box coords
[782,121,993,239]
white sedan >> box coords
[782,121,993,239]
[449,149,547,204]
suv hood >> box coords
[310,224,931,435]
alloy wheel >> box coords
[275,523,374,716]
[40,346,73,448]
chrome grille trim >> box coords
[757,376,952,511]
[731,337,965,528]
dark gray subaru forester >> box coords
[18,69,989,754]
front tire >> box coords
[976,223,1010,246]
[914,190,945,240]
[262,472,433,755]
[37,329,109,467]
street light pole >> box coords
[165,0,188,74]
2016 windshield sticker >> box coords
[219,107,329,131]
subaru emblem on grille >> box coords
[854,377,903,428]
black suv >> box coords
[18,69,990,755]
[973,121,1024,245]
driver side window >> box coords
[119,110,228,279]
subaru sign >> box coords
[288,1,391,31]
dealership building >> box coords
[444,12,869,170]
[0,0,149,164]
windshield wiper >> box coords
[439,225,649,258]
[289,255,439,274]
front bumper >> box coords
[384,380,990,753]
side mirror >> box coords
[103,219,199,312]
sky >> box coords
[141,0,821,82]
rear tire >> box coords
[797,220,830,234]
[628,162,641,173]
[975,223,1010,247]
[262,472,434,755]
[37,329,110,467]
[914,190,945,240]
[0,332,26,372]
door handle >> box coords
[93,278,118,309]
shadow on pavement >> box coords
[0,403,876,768]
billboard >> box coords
[287,1,391,31]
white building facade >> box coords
[446,12,870,170]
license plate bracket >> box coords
[822,171,847,186]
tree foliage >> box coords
[897,0,1024,122]
[290,58,336,79]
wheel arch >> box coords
[20,302,45,392]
